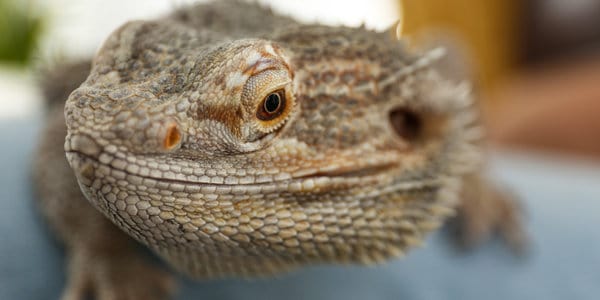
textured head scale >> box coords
[64,3,481,278]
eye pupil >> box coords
[264,93,281,113]
[257,89,287,121]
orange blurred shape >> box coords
[399,0,520,93]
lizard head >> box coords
[65,20,481,277]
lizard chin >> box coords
[65,141,461,279]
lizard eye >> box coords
[389,107,422,142]
[241,63,295,137]
[257,89,286,121]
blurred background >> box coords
[1,0,600,159]
[399,0,600,159]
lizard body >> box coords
[33,1,525,299]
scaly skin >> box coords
[33,1,526,299]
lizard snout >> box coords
[64,133,100,186]
[105,114,184,154]
[65,133,101,157]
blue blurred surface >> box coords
[1,118,599,300]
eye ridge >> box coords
[257,89,286,121]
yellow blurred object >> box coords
[399,0,520,93]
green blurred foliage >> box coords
[0,0,44,66]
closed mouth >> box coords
[65,150,439,193]
[295,163,398,179]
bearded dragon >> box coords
[33,1,526,299]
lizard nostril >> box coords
[389,107,422,143]
[163,122,182,151]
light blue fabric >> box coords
[1,118,599,300]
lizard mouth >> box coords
[66,149,441,195]
[295,163,398,179]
